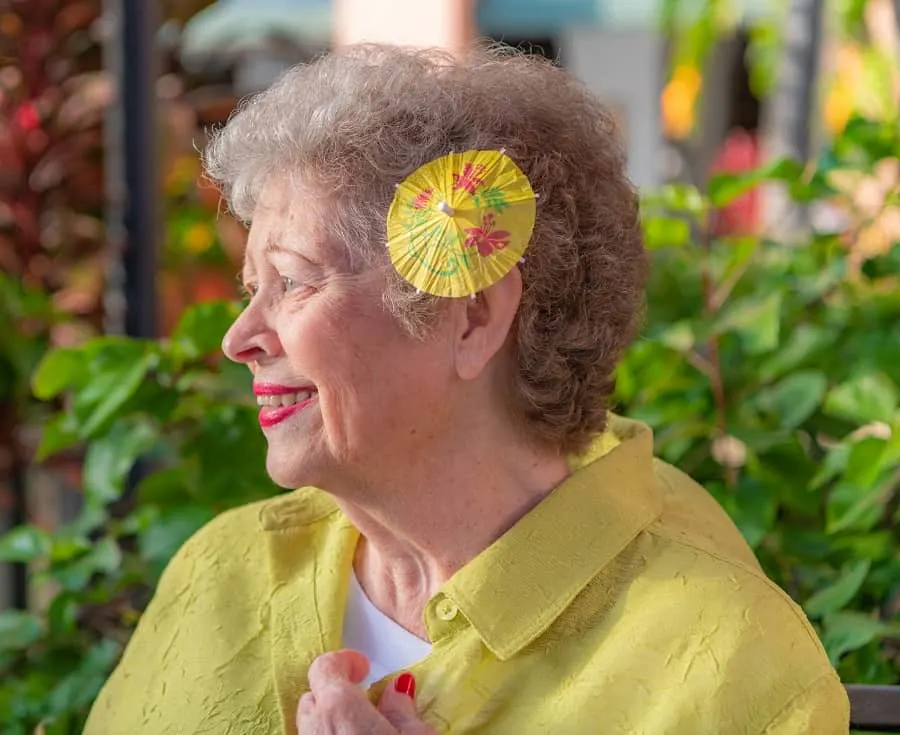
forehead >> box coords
[244,179,326,257]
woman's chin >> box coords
[265,453,319,490]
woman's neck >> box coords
[336,438,570,639]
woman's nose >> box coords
[221,303,283,365]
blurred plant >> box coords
[0,2,257,731]
[627,113,900,684]
[157,79,247,332]
[0,301,279,733]
[661,0,899,144]
[0,0,107,318]
[823,0,900,135]
[0,0,106,615]
[660,0,739,140]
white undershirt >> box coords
[342,571,433,689]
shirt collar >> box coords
[443,415,663,661]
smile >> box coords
[254,384,318,428]
[256,390,316,407]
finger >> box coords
[308,649,371,693]
[378,673,433,733]
[296,692,316,733]
[299,669,395,735]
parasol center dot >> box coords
[436,200,456,216]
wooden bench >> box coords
[847,685,900,732]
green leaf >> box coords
[49,535,92,564]
[35,412,81,461]
[82,420,159,504]
[31,348,86,400]
[789,167,838,203]
[811,442,851,489]
[139,506,213,569]
[47,594,80,637]
[0,525,51,563]
[655,183,706,215]
[46,639,119,716]
[758,325,833,382]
[708,158,804,208]
[51,537,122,592]
[821,611,900,665]
[832,532,893,562]
[184,404,277,506]
[843,437,888,490]
[717,291,782,354]
[643,216,692,250]
[746,19,780,98]
[837,0,868,35]
[171,301,241,360]
[73,350,154,437]
[804,559,871,618]
[826,480,889,535]
[835,117,900,167]
[716,477,778,549]
[642,183,705,215]
[824,372,898,424]
[68,500,111,538]
[136,466,190,506]
[755,371,826,429]
[715,236,758,293]
[0,611,42,652]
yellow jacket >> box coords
[85,416,849,734]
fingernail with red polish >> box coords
[395,672,416,699]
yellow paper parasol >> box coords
[386,149,537,298]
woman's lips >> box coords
[254,383,314,396]
[258,393,317,428]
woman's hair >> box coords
[204,44,648,454]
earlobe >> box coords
[454,269,522,381]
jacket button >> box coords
[435,598,459,621]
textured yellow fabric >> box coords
[84,415,849,734]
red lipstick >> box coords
[254,383,317,428]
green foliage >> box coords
[0,302,280,732]
[0,275,58,416]
[622,114,900,686]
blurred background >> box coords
[1,0,899,732]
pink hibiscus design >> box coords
[411,188,434,209]
[464,213,510,257]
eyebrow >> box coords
[263,236,336,274]
[264,241,324,266]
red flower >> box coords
[411,188,434,209]
[15,101,40,132]
[464,213,510,256]
[453,163,487,194]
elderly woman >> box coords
[85,45,848,734]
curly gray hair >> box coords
[204,44,647,454]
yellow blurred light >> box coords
[673,64,703,95]
[662,81,696,140]
[823,84,854,135]
[183,223,215,254]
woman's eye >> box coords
[242,282,259,300]
[282,276,297,292]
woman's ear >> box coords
[453,268,522,381]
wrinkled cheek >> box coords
[315,383,361,463]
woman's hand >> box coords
[297,650,437,735]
